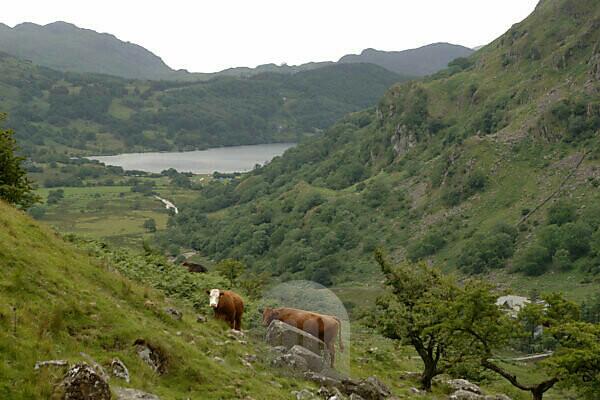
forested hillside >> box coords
[0,55,403,158]
[160,0,600,295]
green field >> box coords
[32,175,206,248]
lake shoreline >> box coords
[86,142,296,174]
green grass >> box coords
[1,200,580,399]
[0,200,314,399]
[30,176,207,249]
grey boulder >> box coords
[60,362,111,400]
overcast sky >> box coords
[3,0,539,73]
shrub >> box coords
[144,218,157,232]
[547,201,577,225]
[591,229,600,256]
[466,170,488,192]
[553,248,573,271]
[515,244,551,276]
[559,222,592,259]
[407,231,447,261]
[538,225,562,254]
[28,205,46,219]
[46,189,65,205]
[458,225,517,274]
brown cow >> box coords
[207,289,244,330]
[262,307,343,367]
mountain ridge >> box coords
[338,42,474,76]
[0,20,472,80]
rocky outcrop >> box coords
[134,339,168,374]
[292,388,315,399]
[164,307,182,320]
[442,378,511,400]
[265,320,331,364]
[340,376,391,400]
[114,387,160,400]
[272,351,310,373]
[196,315,207,323]
[303,372,391,400]
[289,345,326,372]
[111,358,130,383]
[447,379,482,394]
[34,359,69,370]
[60,362,111,400]
[390,124,417,157]
[450,390,483,400]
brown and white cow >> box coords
[207,289,244,331]
[262,307,343,367]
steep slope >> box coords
[0,22,179,80]
[338,43,474,76]
[0,200,308,399]
[160,0,600,298]
[0,54,403,157]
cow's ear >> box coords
[205,290,210,295]
[219,292,225,296]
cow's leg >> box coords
[234,313,242,331]
[229,310,236,329]
[327,341,335,367]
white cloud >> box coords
[2,0,538,72]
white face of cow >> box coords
[208,289,221,308]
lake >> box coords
[88,143,295,174]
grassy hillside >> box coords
[1,199,572,399]
[158,0,600,300]
[0,54,404,158]
[0,200,317,399]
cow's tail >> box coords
[334,317,344,353]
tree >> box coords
[545,322,600,399]
[373,249,469,390]
[143,218,157,232]
[216,259,245,287]
[46,189,65,205]
[28,205,46,219]
[0,114,39,208]
[454,290,598,400]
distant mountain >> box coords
[338,43,474,76]
[0,21,182,80]
[0,21,473,81]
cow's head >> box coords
[206,289,223,308]
[261,307,279,326]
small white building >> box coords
[496,295,530,318]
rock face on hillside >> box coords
[390,124,417,157]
